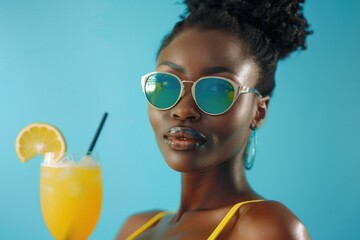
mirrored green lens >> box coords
[195,78,235,114]
[144,73,181,109]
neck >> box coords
[175,155,257,219]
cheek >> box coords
[148,106,168,149]
[209,98,255,155]
[148,105,165,135]
[209,117,249,157]
[148,106,158,131]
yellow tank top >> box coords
[126,199,264,240]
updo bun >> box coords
[158,0,312,96]
[184,0,311,59]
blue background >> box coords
[1,0,359,239]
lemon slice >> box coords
[15,123,66,163]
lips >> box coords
[164,127,207,151]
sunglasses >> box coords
[141,72,262,116]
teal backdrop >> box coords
[1,0,359,239]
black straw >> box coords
[87,112,108,154]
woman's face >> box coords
[149,29,267,173]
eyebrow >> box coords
[157,61,185,73]
[201,66,235,75]
[157,61,235,75]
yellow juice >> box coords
[40,163,102,240]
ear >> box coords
[251,96,270,129]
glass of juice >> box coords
[40,152,102,240]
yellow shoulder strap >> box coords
[126,211,173,240]
[207,199,265,240]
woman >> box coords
[118,0,312,239]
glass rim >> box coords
[42,152,100,166]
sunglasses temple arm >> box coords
[239,86,262,97]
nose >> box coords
[170,90,201,121]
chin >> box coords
[160,147,217,173]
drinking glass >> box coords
[40,152,102,240]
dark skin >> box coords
[117,29,310,240]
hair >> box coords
[157,0,312,96]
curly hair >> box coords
[158,0,312,96]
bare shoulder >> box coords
[233,200,311,240]
[115,210,163,240]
